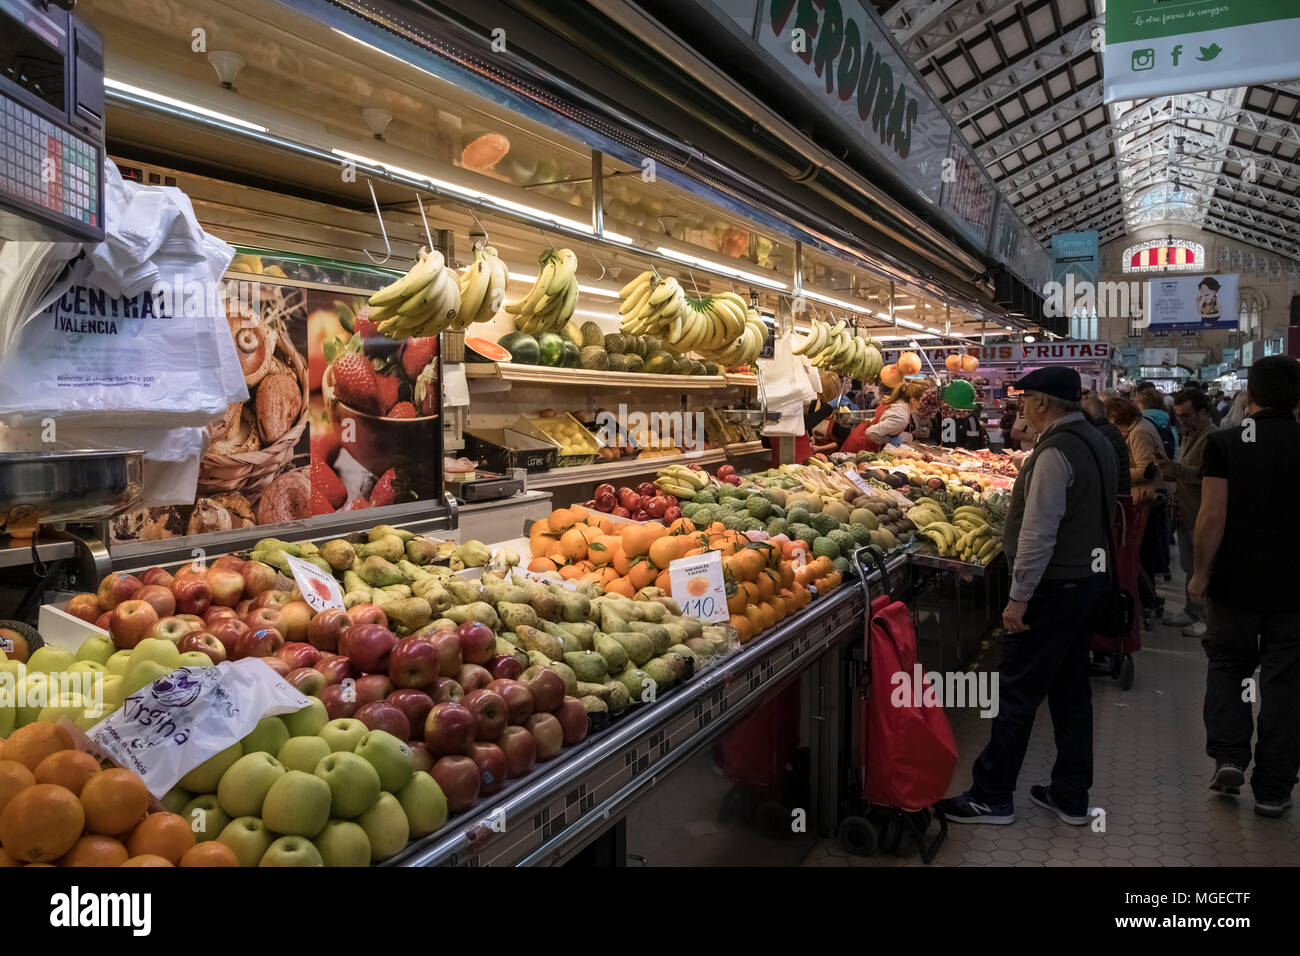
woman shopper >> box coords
[1106,396,1170,625]
[839,381,929,454]
[783,370,845,465]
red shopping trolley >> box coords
[1091,495,1148,690]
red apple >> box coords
[249,589,290,611]
[456,664,492,694]
[388,637,442,689]
[461,689,507,742]
[354,674,395,706]
[664,505,682,523]
[521,666,566,713]
[387,689,434,739]
[497,726,537,778]
[486,679,534,726]
[429,677,464,704]
[408,741,433,773]
[433,632,462,678]
[424,702,475,757]
[467,741,507,796]
[201,605,236,628]
[278,642,322,670]
[211,554,246,574]
[456,621,496,667]
[150,616,195,644]
[64,593,103,624]
[95,611,112,632]
[430,755,481,814]
[346,604,387,628]
[523,712,564,760]
[174,563,207,581]
[594,482,615,499]
[109,599,159,650]
[240,561,277,597]
[138,567,174,589]
[209,618,250,658]
[488,654,523,681]
[553,696,591,747]
[354,701,411,740]
[286,666,326,696]
[173,614,205,631]
[313,655,355,685]
[307,607,351,653]
[171,577,212,615]
[97,572,142,611]
[340,623,396,674]
[278,601,313,643]
[636,481,656,498]
[237,626,284,659]
[235,599,253,617]
[320,682,360,720]
[244,607,282,633]
[178,631,227,665]
[205,568,245,608]
[260,656,291,679]
[612,506,631,519]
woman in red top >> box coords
[840,382,929,454]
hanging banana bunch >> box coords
[454,245,507,330]
[366,248,460,339]
[618,271,686,337]
[703,305,768,367]
[506,248,579,335]
[793,318,883,381]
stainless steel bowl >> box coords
[723,408,779,424]
[0,449,144,526]
[835,409,873,423]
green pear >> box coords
[260,834,324,867]
[261,770,332,838]
[122,660,174,696]
[127,638,181,676]
[179,741,243,793]
[318,717,368,753]
[313,819,372,867]
[178,651,214,668]
[357,792,409,862]
[240,716,290,757]
[76,635,116,665]
[354,730,415,793]
[217,752,286,818]
[106,649,133,677]
[182,794,230,842]
[282,698,328,738]
[218,816,274,867]
[27,645,74,675]
[397,771,448,838]
[314,751,380,819]
[277,735,331,774]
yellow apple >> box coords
[75,635,116,666]
[127,637,181,677]
[106,649,133,677]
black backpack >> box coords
[1149,416,1176,459]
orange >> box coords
[740,581,760,605]
[544,539,566,561]
[655,569,672,592]
[80,768,150,837]
[621,523,666,558]
[126,812,195,864]
[744,605,764,636]
[729,615,753,644]
[577,524,602,545]
[667,517,696,535]
[57,834,129,868]
[754,571,776,602]
[593,515,614,535]
[778,562,795,589]
[34,750,101,797]
[121,854,173,867]
[612,549,632,576]
[733,549,763,581]
[771,595,788,621]
[527,557,557,573]
[559,527,589,560]
[179,841,239,867]
[569,506,590,523]
[605,576,635,598]
[756,603,775,630]
[528,518,552,538]
[587,535,620,566]
[1,724,72,772]
[648,535,684,570]
[0,783,85,863]
[727,588,748,615]
[627,560,657,590]
[548,508,576,531]
[0,761,36,817]
[558,563,586,580]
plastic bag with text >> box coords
[87,658,309,798]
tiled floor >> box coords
[805,567,1300,867]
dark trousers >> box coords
[972,575,1107,813]
[1204,601,1300,800]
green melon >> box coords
[703,361,720,376]
[580,346,610,371]
[623,353,644,373]
[537,333,565,367]
[643,351,677,374]
[673,356,693,375]
[580,322,605,347]
[608,353,628,372]
[498,331,540,365]
[604,333,626,354]
[689,360,707,375]
[642,336,662,355]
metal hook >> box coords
[686,269,702,298]
[583,239,607,281]
[413,192,435,250]
[468,209,490,251]
[363,178,392,265]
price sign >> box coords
[845,469,871,494]
[517,568,579,591]
[286,555,345,612]
[668,550,729,623]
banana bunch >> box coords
[653,464,710,499]
[793,319,883,381]
[506,248,578,335]
[951,505,1000,564]
[699,301,767,367]
[905,498,949,528]
[367,249,460,339]
[454,245,507,330]
[619,271,686,337]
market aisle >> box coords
[806,569,1300,867]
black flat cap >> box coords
[1012,366,1081,402]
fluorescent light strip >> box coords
[105,78,268,132]
[654,246,787,290]
[894,318,924,330]
[893,304,917,310]
[802,289,863,312]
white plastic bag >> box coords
[87,659,309,798]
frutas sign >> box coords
[881,342,1113,365]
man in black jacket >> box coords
[1083,393,1131,497]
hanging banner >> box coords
[1104,0,1300,102]
[1144,274,1239,331]
[880,341,1112,365]
[1050,231,1100,288]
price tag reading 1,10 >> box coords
[667,550,729,623]
[286,554,346,612]
[846,469,871,494]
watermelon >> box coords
[537,333,565,367]
[496,332,539,364]
[560,340,581,368]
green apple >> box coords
[15,673,51,727]
[318,717,368,753]
[313,819,372,867]
[217,816,273,867]
[122,660,174,696]
[128,638,181,676]
[397,772,448,838]
[261,770,331,837]
[259,835,324,867]
[179,741,242,793]
[37,693,86,726]
[277,735,331,774]
[67,660,107,677]
[182,794,230,843]
[282,698,328,738]
[106,649,133,677]
[354,730,416,793]
[0,658,21,679]
[240,716,290,757]
[161,786,191,813]
[217,752,285,818]
[0,704,13,739]
[178,651,214,668]
[75,635,115,665]
[314,751,380,819]
[27,645,75,675]
[99,675,125,714]
[357,792,409,862]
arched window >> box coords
[1239,290,1264,333]
[1122,239,1205,273]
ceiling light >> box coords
[925,327,944,335]
[893,304,916,310]
[654,246,788,290]
[104,77,268,132]
[894,318,924,330]
[803,289,862,311]
[1024,334,1036,343]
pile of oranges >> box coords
[0,724,235,867]
[527,507,843,644]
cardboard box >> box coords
[464,416,557,473]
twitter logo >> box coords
[1197,43,1223,61]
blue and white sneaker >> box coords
[937,791,1014,825]
[1030,785,1090,826]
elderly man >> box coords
[1160,389,1216,636]
[940,367,1118,826]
